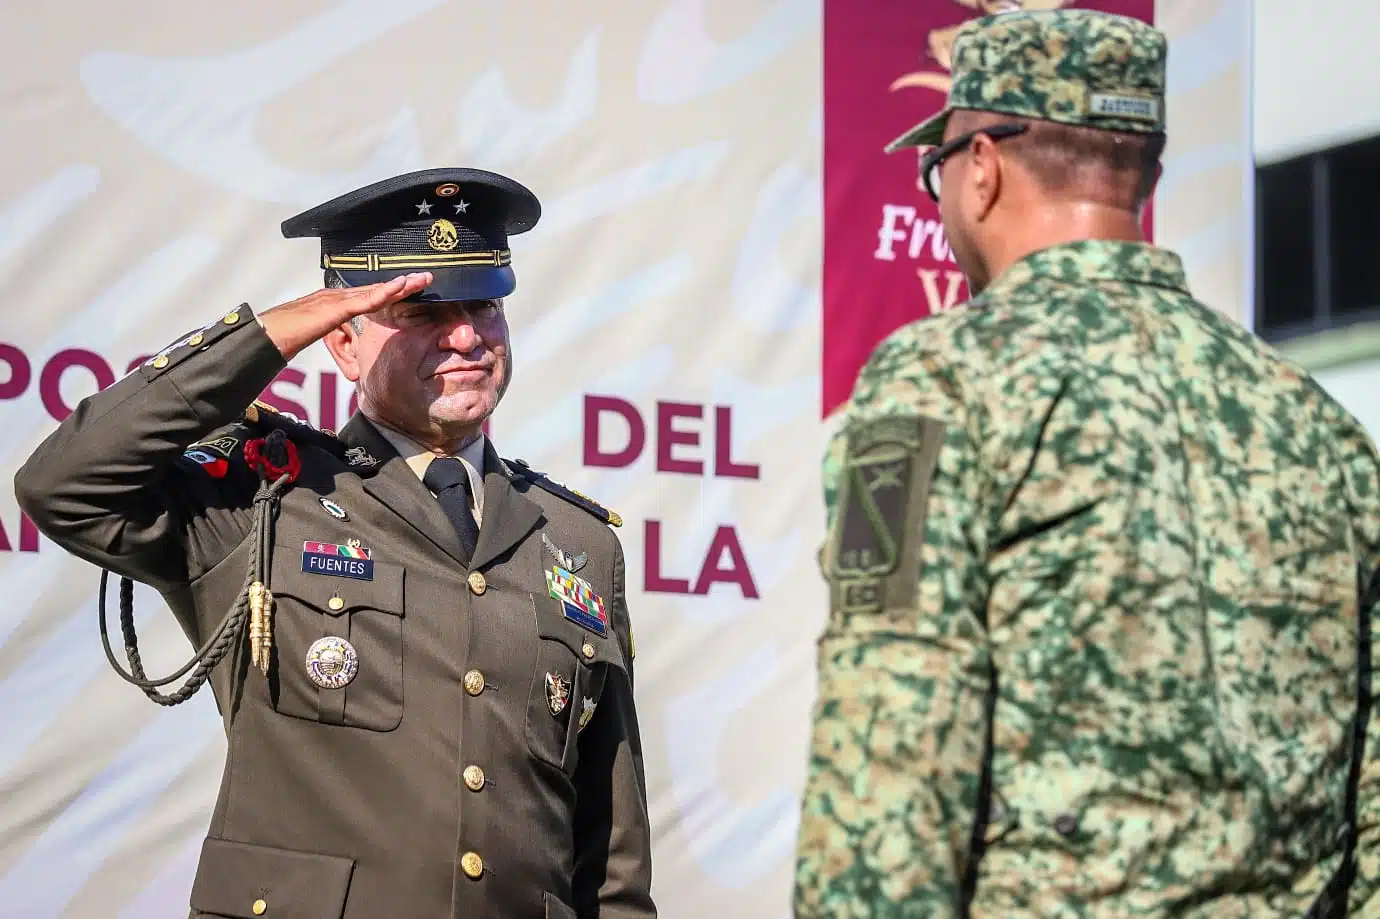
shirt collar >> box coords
[373,423,488,520]
[982,239,1191,300]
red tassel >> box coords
[244,436,301,484]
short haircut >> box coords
[1010,120,1166,205]
[953,110,1165,208]
[324,271,365,334]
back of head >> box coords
[887,9,1170,290]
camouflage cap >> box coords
[886,8,1167,152]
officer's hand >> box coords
[258,272,433,360]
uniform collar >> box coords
[982,239,1191,300]
[371,422,489,521]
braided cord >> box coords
[98,436,292,707]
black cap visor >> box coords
[331,265,516,303]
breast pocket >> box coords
[266,557,406,732]
[524,589,619,774]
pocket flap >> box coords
[269,552,405,617]
[189,838,355,919]
[532,593,624,670]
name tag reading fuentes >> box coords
[302,541,375,581]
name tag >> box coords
[302,540,374,581]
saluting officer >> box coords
[15,168,655,919]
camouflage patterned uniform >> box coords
[793,10,1380,918]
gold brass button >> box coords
[463,670,485,696]
[151,355,169,369]
[582,643,595,660]
[468,571,486,595]
[460,851,483,879]
[187,333,204,347]
[252,899,267,916]
[327,596,344,611]
[463,765,485,791]
[223,311,241,325]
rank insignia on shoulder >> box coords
[244,399,315,429]
[508,459,622,527]
[242,399,345,461]
[243,400,277,423]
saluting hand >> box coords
[258,272,433,361]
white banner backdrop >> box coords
[0,2,1250,917]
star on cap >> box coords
[282,167,542,304]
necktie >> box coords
[423,457,480,562]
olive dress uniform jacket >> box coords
[13,303,656,919]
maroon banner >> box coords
[822,0,1156,418]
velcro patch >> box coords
[1088,92,1160,122]
[826,415,946,617]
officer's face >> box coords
[343,298,510,442]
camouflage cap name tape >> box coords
[886,8,1167,152]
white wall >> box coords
[1254,0,1380,163]
[1252,3,1380,437]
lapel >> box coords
[336,415,545,571]
[470,439,545,570]
[336,414,469,567]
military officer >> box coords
[794,9,1379,918]
[15,168,655,919]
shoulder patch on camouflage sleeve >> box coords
[507,458,623,528]
[824,415,946,620]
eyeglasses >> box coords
[917,122,1029,202]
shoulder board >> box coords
[507,458,622,528]
[241,400,344,455]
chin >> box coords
[429,395,494,427]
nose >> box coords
[438,314,482,352]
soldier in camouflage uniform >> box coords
[794,10,1379,918]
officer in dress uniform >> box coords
[15,168,656,919]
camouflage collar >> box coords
[983,239,1190,298]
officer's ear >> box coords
[323,319,363,384]
[968,131,1003,222]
